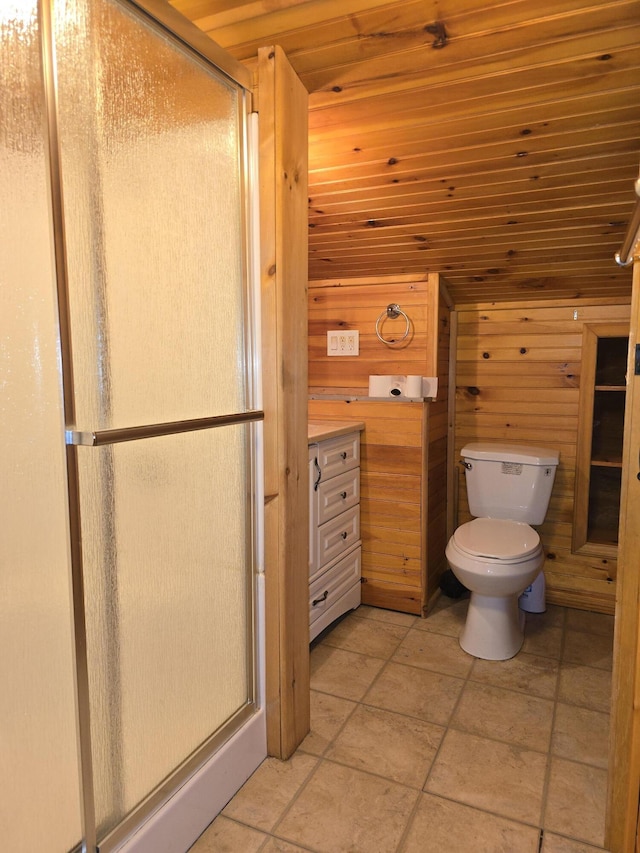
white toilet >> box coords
[446,442,559,660]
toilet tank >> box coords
[461,442,560,525]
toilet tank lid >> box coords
[461,442,560,466]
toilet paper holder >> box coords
[368,375,437,399]
[375,303,411,345]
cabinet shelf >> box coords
[573,325,628,555]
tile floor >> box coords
[189,597,614,853]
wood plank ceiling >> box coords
[171,0,640,305]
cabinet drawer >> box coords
[317,504,360,569]
[316,467,360,525]
[317,433,360,482]
[309,546,361,626]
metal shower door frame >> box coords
[38,1,263,850]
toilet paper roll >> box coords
[422,377,438,398]
[368,375,388,396]
[369,375,405,397]
[405,375,423,397]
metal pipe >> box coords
[39,2,99,849]
[615,178,640,267]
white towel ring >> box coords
[375,303,411,345]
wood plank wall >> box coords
[308,274,450,615]
[258,46,310,758]
[607,260,640,853]
[454,298,631,615]
[427,287,451,601]
[309,274,439,390]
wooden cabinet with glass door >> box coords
[574,324,629,555]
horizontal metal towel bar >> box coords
[615,177,640,267]
[66,409,264,446]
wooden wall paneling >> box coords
[308,273,451,615]
[258,45,310,759]
[607,259,640,853]
[308,398,425,615]
[309,157,634,206]
[304,10,639,105]
[447,306,459,542]
[365,438,425,613]
[308,98,635,171]
[453,298,631,615]
[186,0,638,66]
[173,0,639,307]
[308,274,439,391]
[426,289,452,599]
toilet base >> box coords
[459,593,526,660]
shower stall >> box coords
[1,1,265,850]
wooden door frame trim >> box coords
[607,260,640,851]
[258,46,310,759]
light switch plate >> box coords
[327,330,359,356]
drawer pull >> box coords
[340,491,347,499]
[340,451,347,460]
[341,531,348,540]
[314,457,321,491]
[312,590,329,606]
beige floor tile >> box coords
[364,661,464,726]
[542,832,610,852]
[299,690,356,756]
[544,757,608,847]
[565,609,615,637]
[261,839,315,852]
[275,761,419,853]
[563,630,613,670]
[470,652,560,699]
[355,604,417,627]
[552,703,610,768]
[325,703,444,787]
[451,681,554,752]
[392,627,474,678]
[321,613,409,659]
[522,622,563,659]
[188,816,265,852]
[426,729,548,825]
[530,604,567,628]
[221,753,318,832]
[414,597,469,638]
[400,793,540,853]
[195,604,612,853]
[310,644,385,701]
[558,664,611,713]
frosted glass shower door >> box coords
[51,0,264,846]
[0,4,82,850]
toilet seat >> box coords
[452,518,540,562]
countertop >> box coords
[308,420,365,443]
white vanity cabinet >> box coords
[308,428,362,641]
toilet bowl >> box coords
[446,518,544,660]
[447,442,559,661]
